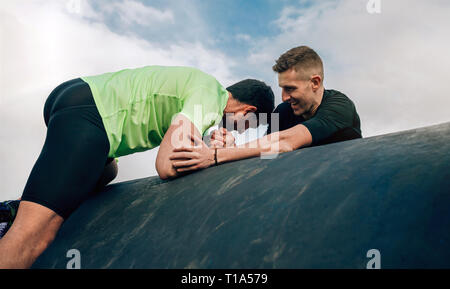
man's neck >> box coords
[302,87,324,120]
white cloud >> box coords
[0,0,235,200]
[248,0,450,137]
[101,0,174,26]
[236,33,252,42]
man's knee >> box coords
[96,159,118,190]
[107,159,119,179]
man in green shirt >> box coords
[0,66,274,268]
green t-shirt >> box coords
[81,66,228,158]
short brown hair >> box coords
[273,46,324,80]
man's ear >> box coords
[244,105,257,116]
[311,75,322,91]
[243,105,258,131]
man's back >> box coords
[81,66,229,157]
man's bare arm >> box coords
[216,124,313,164]
[156,114,202,179]
[170,124,313,173]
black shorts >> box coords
[21,78,113,220]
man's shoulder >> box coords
[324,89,350,100]
[322,89,356,107]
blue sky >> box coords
[92,0,283,48]
[83,0,295,79]
[1,0,450,199]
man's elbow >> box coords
[156,165,177,180]
[158,172,170,180]
[158,171,177,180]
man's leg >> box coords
[0,158,116,268]
[0,103,110,268]
[0,201,63,268]
[0,79,112,268]
[95,158,118,191]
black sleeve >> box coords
[302,91,357,145]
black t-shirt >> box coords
[267,89,362,146]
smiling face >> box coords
[278,68,323,118]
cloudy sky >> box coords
[1,0,449,200]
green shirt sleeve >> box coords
[179,86,227,136]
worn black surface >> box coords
[33,122,450,268]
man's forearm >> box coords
[215,132,286,164]
[216,147,265,164]
[169,125,312,172]
[215,125,312,165]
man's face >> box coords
[278,68,316,116]
[222,92,258,133]
[221,112,257,133]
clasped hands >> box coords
[169,128,235,173]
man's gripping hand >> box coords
[209,128,236,148]
[170,134,216,173]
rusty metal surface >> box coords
[33,122,450,268]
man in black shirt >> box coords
[169,46,363,172]
[268,90,362,146]
[267,46,362,146]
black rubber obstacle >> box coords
[33,122,450,269]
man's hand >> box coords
[210,128,236,148]
[170,134,215,173]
